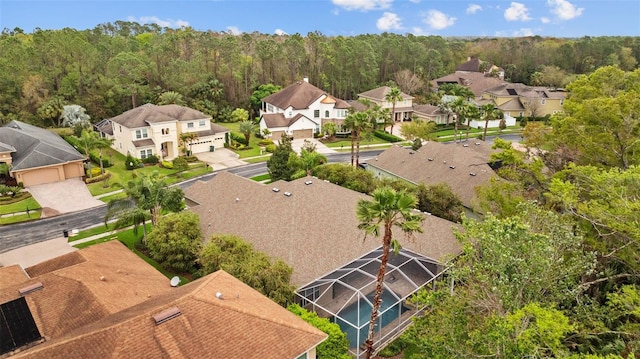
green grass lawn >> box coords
[216,122,271,158]
[0,211,42,225]
[322,136,389,148]
[0,196,41,215]
[250,174,271,182]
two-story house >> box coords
[98,104,229,160]
[259,77,351,140]
[357,86,414,123]
[480,83,566,118]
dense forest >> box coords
[1,21,639,125]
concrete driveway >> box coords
[290,138,336,155]
[195,148,247,170]
[27,178,104,217]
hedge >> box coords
[89,152,113,168]
[373,130,403,143]
[230,131,248,145]
[287,304,350,359]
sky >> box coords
[1,0,639,38]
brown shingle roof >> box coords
[432,72,507,98]
[0,265,29,291]
[412,104,444,117]
[263,80,350,110]
[15,270,326,359]
[109,104,210,129]
[184,172,461,287]
[25,251,86,278]
[367,144,497,208]
[7,241,325,358]
[358,86,413,101]
[132,138,155,147]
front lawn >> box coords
[321,136,389,148]
[0,195,41,215]
[0,211,42,225]
[215,122,269,158]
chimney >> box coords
[303,76,309,83]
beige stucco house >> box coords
[259,77,351,140]
[0,121,85,186]
[357,86,414,123]
[97,104,229,160]
[480,83,566,118]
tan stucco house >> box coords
[97,104,229,160]
[480,83,566,118]
[0,121,85,186]
[357,86,414,123]
[259,77,351,139]
[1,240,327,358]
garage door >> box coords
[271,131,285,141]
[19,167,63,186]
[293,129,313,139]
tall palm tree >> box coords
[384,86,402,136]
[344,111,371,167]
[356,187,424,359]
[481,103,504,141]
[461,104,480,142]
[94,136,114,175]
[450,97,467,143]
[74,130,102,178]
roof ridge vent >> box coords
[153,306,181,325]
[305,180,313,185]
[284,192,292,197]
[19,282,44,296]
[272,187,280,192]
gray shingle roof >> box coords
[367,143,497,208]
[358,86,414,101]
[0,121,84,171]
[412,104,445,116]
[0,141,16,153]
[184,172,461,287]
[108,104,210,129]
[263,80,350,111]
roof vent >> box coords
[449,165,456,169]
[216,292,224,299]
[470,172,477,176]
[153,307,181,325]
[235,197,240,203]
[284,192,292,197]
[409,151,414,155]
[475,142,481,145]
[272,187,280,192]
[428,158,434,161]
[463,144,469,147]
[19,282,44,296]
[305,181,313,185]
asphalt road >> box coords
[0,134,517,253]
[0,150,383,253]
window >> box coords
[314,110,320,118]
[119,125,122,133]
[267,104,274,112]
[296,353,308,359]
[187,122,194,129]
[199,120,206,127]
[325,110,329,118]
[140,149,153,159]
[135,129,148,139]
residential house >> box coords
[1,240,326,359]
[431,71,507,99]
[365,143,497,209]
[357,86,414,123]
[481,83,566,118]
[98,104,229,161]
[412,104,449,125]
[184,171,461,357]
[259,77,351,140]
[0,121,85,186]
[455,57,505,79]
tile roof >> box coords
[0,121,85,171]
[432,72,507,98]
[263,80,350,110]
[358,86,414,101]
[367,143,497,208]
[6,241,326,359]
[184,172,461,288]
[108,104,210,129]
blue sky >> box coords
[1,0,639,37]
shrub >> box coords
[230,131,248,145]
[142,154,160,164]
[183,155,199,163]
[161,160,173,169]
[125,153,140,170]
[89,152,112,168]
[172,156,189,171]
[265,144,276,153]
[412,138,423,151]
[287,304,350,359]
[89,167,102,177]
[258,139,274,146]
[373,130,402,143]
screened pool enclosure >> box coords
[295,247,447,358]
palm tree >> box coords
[179,132,199,155]
[481,103,504,141]
[238,120,258,145]
[104,171,184,243]
[356,187,424,359]
[344,111,371,167]
[461,104,480,142]
[157,91,186,106]
[384,87,402,136]
[74,130,102,178]
[94,136,114,175]
[299,149,327,176]
[450,97,467,143]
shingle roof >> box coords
[432,72,507,98]
[262,113,313,128]
[6,241,326,358]
[263,80,350,110]
[412,104,445,117]
[498,98,525,111]
[358,86,414,101]
[108,104,210,129]
[0,265,29,291]
[184,172,461,288]
[455,57,484,72]
[367,144,497,208]
[0,141,16,153]
[0,121,85,171]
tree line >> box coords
[1,22,638,127]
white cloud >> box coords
[274,28,288,36]
[495,28,536,37]
[422,10,456,30]
[377,12,403,31]
[504,2,532,21]
[466,4,482,14]
[410,26,427,35]
[226,26,241,35]
[540,17,551,24]
[547,0,584,20]
[332,0,392,11]
[127,16,189,28]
